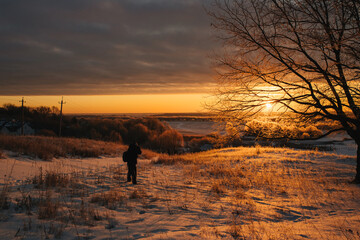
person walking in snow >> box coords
[123,142,142,184]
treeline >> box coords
[65,117,183,154]
[0,104,184,154]
[0,104,60,133]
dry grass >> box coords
[90,189,127,210]
[178,146,354,195]
[151,154,193,165]
[166,146,359,238]
[0,144,358,239]
[0,159,16,210]
[0,135,126,160]
[0,185,9,210]
[129,189,147,199]
[37,190,60,219]
[141,148,166,160]
[32,168,73,188]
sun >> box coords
[265,103,272,109]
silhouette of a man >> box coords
[126,142,142,184]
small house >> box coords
[0,120,35,135]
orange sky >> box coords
[0,94,210,114]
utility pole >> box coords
[19,97,26,135]
[58,97,66,137]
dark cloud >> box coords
[0,0,216,95]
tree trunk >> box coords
[354,143,360,184]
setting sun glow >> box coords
[0,94,209,114]
[265,103,272,109]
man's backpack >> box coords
[122,151,129,162]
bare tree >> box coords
[209,0,360,182]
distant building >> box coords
[0,121,7,134]
[0,120,35,135]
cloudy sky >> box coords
[0,0,217,100]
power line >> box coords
[58,97,66,137]
[19,97,26,135]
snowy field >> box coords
[0,146,359,239]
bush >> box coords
[154,129,184,154]
[188,135,218,152]
[109,130,123,143]
[127,123,150,144]
[244,120,323,139]
[144,118,167,133]
[32,168,71,188]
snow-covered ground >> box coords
[0,146,359,239]
[290,131,357,156]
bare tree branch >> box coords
[208,0,360,182]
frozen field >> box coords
[0,146,359,239]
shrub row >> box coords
[0,135,124,160]
[63,117,184,154]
